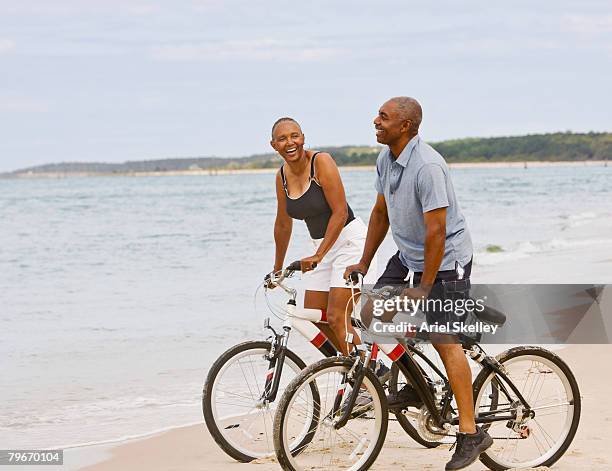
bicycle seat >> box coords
[474,303,507,326]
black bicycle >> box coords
[273,277,581,471]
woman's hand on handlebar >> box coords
[300,254,320,273]
[264,269,281,289]
[265,258,319,288]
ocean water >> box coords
[1,165,611,450]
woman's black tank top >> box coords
[280,152,355,239]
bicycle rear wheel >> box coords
[274,357,388,471]
[473,346,581,470]
[202,341,316,462]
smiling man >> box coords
[345,97,492,470]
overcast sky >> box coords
[1,1,611,172]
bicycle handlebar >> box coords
[264,260,318,290]
[286,260,317,272]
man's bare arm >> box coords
[420,207,446,293]
[360,193,390,268]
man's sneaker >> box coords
[339,363,392,417]
[339,390,373,418]
[386,383,423,410]
[374,362,391,384]
[445,426,493,470]
[354,390,373,410]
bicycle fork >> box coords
[261,299,337,404]
[261,309,292,404]
[331,344,373,429]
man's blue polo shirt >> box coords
[375,135,473,272]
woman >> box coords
[269,117,377,355]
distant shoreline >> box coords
[3,160,609,179]
[5,131,610,178]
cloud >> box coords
[0,95,48,113]
[448,37,560,57]
[150,38,345,62]
[0,39,16,54]
[192,0,226,10]
[120,4,163,16]
[564,14,612,34]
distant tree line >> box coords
[433,132,612,162]
[4,132,610,176]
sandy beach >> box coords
[76,343,611,471]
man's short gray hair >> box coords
[390,97,422,132]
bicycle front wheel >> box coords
[473,346,581,471]
[274,357,388,471]
[202,340,314,462]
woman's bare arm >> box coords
[312,153,349,261]
[273,170,293,272]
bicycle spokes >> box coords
[474,352,578,469]
[278,363,386,470]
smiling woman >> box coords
[268,117,378,356]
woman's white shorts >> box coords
[303,217,378,292]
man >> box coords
[345,97,493,470]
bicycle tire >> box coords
[202,340,315,462]
[274,357,388,471]
[473,346,581,471]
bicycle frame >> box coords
[330,276,537,433]
[335,339,537,433]
[260,269,337,403]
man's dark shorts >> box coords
[374,251,473,331]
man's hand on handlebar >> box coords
[343,261,369,285]
[400,285,431,300]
